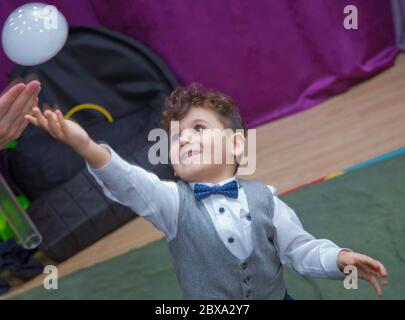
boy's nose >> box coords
[179,130,193,146]
[179,136,190,148]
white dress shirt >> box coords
[87,144,348,280]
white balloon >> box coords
[1,2,68,66]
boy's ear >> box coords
[231,132,245,159]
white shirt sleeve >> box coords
[86,144,179,241]
[268,185,349,280]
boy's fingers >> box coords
[55,109,67,131]
[24,114,39,126]
[376,261,388,278]
[373,261,388,286]
[358,255,388,286]
[45,111,62,138]
[364,257,388,282]
[33,107,49,130]
[360,255,379,272]
[361,272,382,297]
[365,264,388,286]
[361,264,380,279]
[368,275,383,297]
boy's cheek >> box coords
[169,152,180,165]
[169,143,181,164]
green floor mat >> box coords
[13,154,405,299]
[14,240,181,300]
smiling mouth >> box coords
[181,150,201,161]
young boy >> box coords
[25,84,388,299]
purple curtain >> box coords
[0,0,399,128]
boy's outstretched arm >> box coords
[25,107,179,240]
[270,193,388,297]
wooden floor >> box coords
[3,53,405,299]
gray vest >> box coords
[168,178,287,299]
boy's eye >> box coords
[171,125,204,141]
[194,125,204,133]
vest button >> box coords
[243,276,250,283]
[241,262,248,270]
[219,207,225,214]
[246,214,251,221]
[246,290,251,298]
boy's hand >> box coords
[25,106,90,154]
[25,106,111,169]
[338,250,388,297]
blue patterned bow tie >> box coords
[194,180,239,201]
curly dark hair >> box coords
[161,83,246,136]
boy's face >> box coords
[169,106,244,183]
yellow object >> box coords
[64,104,113,122]
[325,171,344,180]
